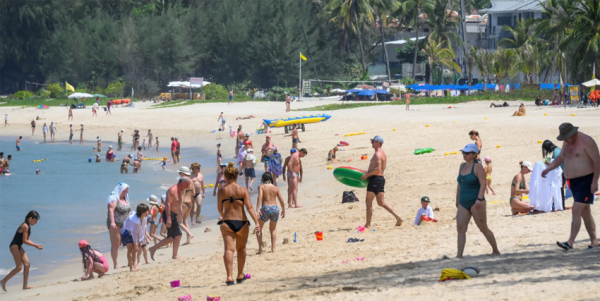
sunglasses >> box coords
[461,151,476,155]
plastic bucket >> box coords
[170,280,181,288]
[314,232,323,241]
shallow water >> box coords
[0,137,220,275]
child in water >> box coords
[414,196,437,225]
[78,240,108,280]
[1,211,43,291]
[484,157,496,195]
[161,157,170,170]
[141,139,147,150]
[96,154,101,163]
[155,137,159,153]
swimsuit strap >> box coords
[221,196,245,204]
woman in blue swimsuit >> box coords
[456,143,500,258]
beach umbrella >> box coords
[356,90,376,96]
[582,78,600,87]
[68,92,94,99]
[92,94,107,98]
[345,89,362,93]
[375,89,388,94]
[355,84,375,90]
[37,104,49,109]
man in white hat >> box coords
[361,136,403,228]
[176,166,194,245]
[243,148,257,191]
[543,123,600,250]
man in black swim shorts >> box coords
[361,135,403,228]
[543,123,600,250]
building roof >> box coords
[479,0,546,13]
[383,36,427,45]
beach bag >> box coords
[342,191,359,203]
[270,153,283,176]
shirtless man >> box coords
[16,136,22,151]
[69,125,74,145]
[149,177,190,260]
[236,126,244,155]
[285,94,291,112]
[261,136,274,172]
[218,112,226,131]
[147,130,153,149]
[190,163,206,225]
[177,167,195,245]
[118,130,124,151]
[543,123,600,250]
[68,107,73,121]
[361,136,403,228]
[283,148,307,208]
[50,122,57,142]
[78,124,84,144]
[285,124,301,149]
[228,89,234,105]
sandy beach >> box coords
[2,99,600,300]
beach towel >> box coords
[439,268,471,281]
[270,153,283,176]
[529,161,563,212]
[107,182,130,205]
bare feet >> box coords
[172,256,183,260]
[1,279,7,292]
[491,251,501,256]
[295,205,304,208]
[395,218,403,227]
[257,249,263,255]
[23,286,34,290]
[98,273,105,278]
[149,248,156,261]
[182,235,194,245]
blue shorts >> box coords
[229,96,233,101]
[264,156,270,166]
[259,205,280,223]
[292,138,298,144]
[245,168,256,178]
[16,145,21,151]
[222,119,226,123]
[121,230,134,246]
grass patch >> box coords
[150,97,267,109]
[295,90,550,111]
[0,97,142,107]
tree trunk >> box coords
[412,20,420,78]
[380,12,391,81]
[353,9,367,74]
[548,36,558,82]
[429,60,433,84]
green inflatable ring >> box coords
[333,166,368,188]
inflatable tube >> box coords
[333,166,368,188]
[339,141,349,146]
[32,159,46,163]
[414,148,435,155]
[263,114,331,128]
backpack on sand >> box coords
[342,191,359,203]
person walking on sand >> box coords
[147,196,163,245]
[468,130,482,163]
[484,157,496,195]
[244,149,257,191]
[78,240,108,281]
[543,123,600,250]
[236,126,244,155]
[118,130,124,151]
[256,172,285,254]
[284,125,301,149]
[78,124,85,144]
[4,114,9,126]
[361,136,403,228]
[405,93,410,111]
[106,99,112,115]
[216,143,223,171]
[0,211,42,292]
[190,163,206,225]
[42,123,48,143]
[228,89,234,105]
[177,167,195,245]
[510,161,535,215]
[285,94,291,112]
[50,122,57,142]
[149,177,191,260]
[218,162,261,285]
[31,120,36,136]
[218,112,226,131]
[121,204,149,271]
[261,137,274,172]
[106,183,132,269]
[283,148,307,208]
[68,107,73,121]
[455,143,500,258]
[214,163,228,197]
[146,130,153,149]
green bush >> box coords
[37,88,51,98]
[204,83,228,100]
[14,90,34,99]
[47,83,64,98]
[105,80,125,98]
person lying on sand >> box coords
[510,161,535,215]
[236,115,255,120]
[512,103,526,116]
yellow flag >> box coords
[65,82,75,92]
[300,53,307,61]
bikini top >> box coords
[221,196,245,204]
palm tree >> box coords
[497,18,535,49]
[372,0,401,81]
[423,0,460,44]
[472,47,493,90]
[561,0,600,81]
[536,0,571,82]
[493,47,517,86]
[465,46,475,87]
[421,36,460,84]
[325,0,375,74]
[402,0,434,78]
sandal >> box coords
[557,241,573,250]
[226,281,235,286]
[236,274,248,284]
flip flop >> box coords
[236,274,248,284]
[557,241,573,250]
[226,281,235,286]
[587,245,599,250]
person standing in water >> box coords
[1,211,43,292]
[543,123,600,250]
[190,163,206,225]
[361,136,403,228]
[455,143,500,258]
[255,172,285,254]
[78,124,85,144]
[16,136,22,151]
[118,130,124,151]
[31,120,36,136]
[149,177,191,260]
[69,125,74,145]
[146,130,153,149]
[155,137,159,153]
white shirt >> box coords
[121,213,146,243]
[414,205,434,225]
[93,103,99,110]
[529,161,563,212]
[43,126,48,133]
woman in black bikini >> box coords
[469,130,482,163]
[1,211,43,292]
[218,162,260,286]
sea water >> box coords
[0,137,220,276]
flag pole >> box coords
[299,52,302,100]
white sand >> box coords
[2,99,600,300]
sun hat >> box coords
[421,196,431,203]
[460,143,479,153]
[121,129,124,132]
[78,240,89,249]
[178,166,191,176]
[521,161,533,171]
[147,195,159,205]
[484,156,491,162]
[557,123,579,141]
[370,135,384,144]
[266,136,271,139]
[109,145,113,149]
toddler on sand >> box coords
[414,196,437,225]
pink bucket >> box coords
[170,280,181,288]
